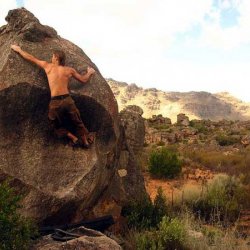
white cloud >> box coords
[21,0,250,101]
[23,0,214,56]
[195,0,250,50]
[219,0,241,9]
[1,0,249,101]
[157,59,250,102]
[220,0,233,9]
[111,56,250,102]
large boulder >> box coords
[148,114,172,126]
[0,8,146,225]
[119,105,145,155]
[88,123,148,223]
[82,107,147,224]
[32,226,122,250]
[177,113,190,126]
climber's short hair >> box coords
[53,50,65,66]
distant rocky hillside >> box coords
[107,79,250,122]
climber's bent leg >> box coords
[65,97,90,147]
[66,131,78,144]
[48,99,78,144]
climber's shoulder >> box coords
[62,66,77,77]
[43,62,54,74]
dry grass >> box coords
[182,146,250,183]
[123,211,249,250]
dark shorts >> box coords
[48,95,88,138]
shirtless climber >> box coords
[11,45,95,148]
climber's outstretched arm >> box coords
[11,45,48,69]
[71,66,95,84]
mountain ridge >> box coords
[107,78,250,122]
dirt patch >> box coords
[143,168,215,203]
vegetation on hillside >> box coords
[0,180,37,250]
[149,147,182,179]
[125,117,250,249]
[123,180,248,250]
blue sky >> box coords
[0,0,250,102]
[16,0,24,7]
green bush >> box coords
[122,194,155,230]
[215,134,240,146]
[123,187,169,230]
[190,121,209,134]
[0,180,37,250]
[157,216,187,250]
[153,187,168,225]
[149,147,182,179]
[135,230,158,250]
[135,216,187,250]
[190,175,244,224]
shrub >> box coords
[149,147,182,179]
[135,230,158,250]
[135,216,187,250]
[157,216,187,250]
[122,194,155,230]
[128,210,247,250]
[215,134,240,146]
[190,175,244,224]
[202,226,223,245]
[153,187,168,224]
[182,148,249,176]
[123,187,169,230]
[0,180,37,250]
[190,121,209,134]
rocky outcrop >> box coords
[33,226,122,249]
[145,114,250,147]
[92,106,147,221]
[0,8,146,226]
[107,79,250,121]
[241,135,250,147]
[177,113,189,126]
[145,114,194,145]
[119,105,145,155]
[148,114,172,126]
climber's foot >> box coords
[87,133,95,144]
[69,139,82,148]
[82,142,90,149]
[80,135,90,149]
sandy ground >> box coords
[143,168,213,204]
